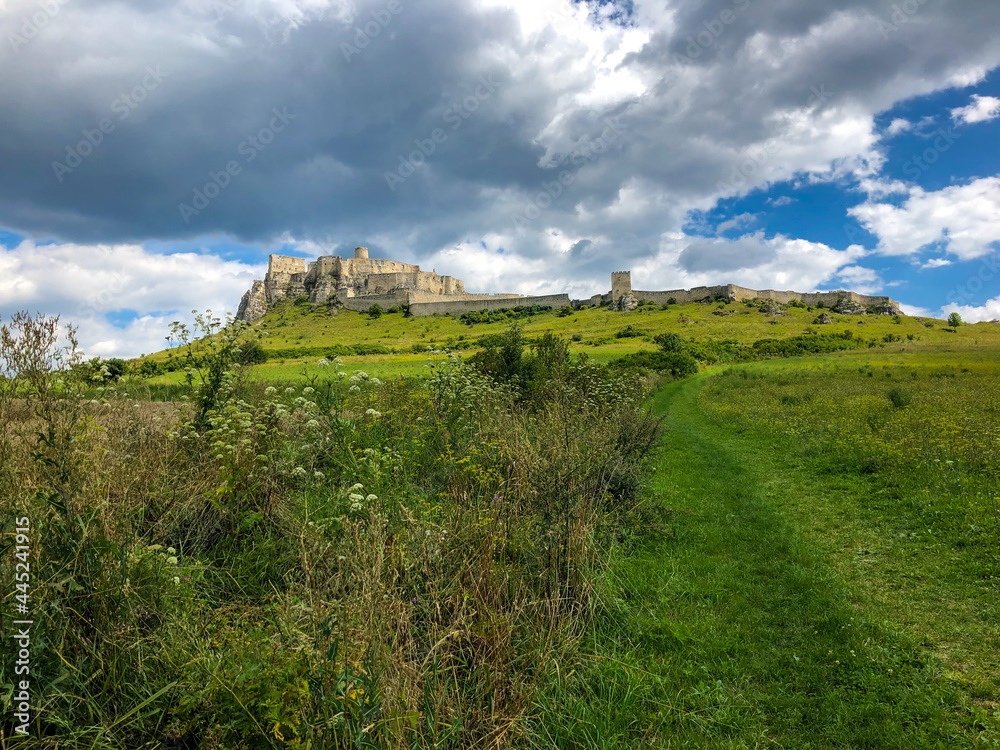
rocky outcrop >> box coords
[871,302,903,316]
[614,292,638,312]
[813,312,833,324]
[833,299,867,315]
[236,280,269,323]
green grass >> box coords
[527,350,1000,748]
[141,300,1000,383]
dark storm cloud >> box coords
[0,0,997,269]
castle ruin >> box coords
[237,250,903,321]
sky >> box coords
[0,0,998,358]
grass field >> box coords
[142,299,1000,383]
[530,346,1000,747]
[5,305,1000,747]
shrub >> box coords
[888,386,913,408]
[614,325,645,339]
[367,303,383,319]
[654,332,684,353]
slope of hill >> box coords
[141,299,1000,383]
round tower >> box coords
[354,246,369,259]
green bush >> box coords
[888,386,913,408]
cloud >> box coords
[886,117,911,135]
[848,177,1000,260]
[715,212,757,235]
[0,240,261,358]
[920,258,952,269]
[0,0,998,346]
[836,264,882,294]
[767,196,795,207]
[942,295,1000,324]
[950,94,1000,125]
[635,233,866,294]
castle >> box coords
[236,248,903,321]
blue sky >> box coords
[0,0,998,356]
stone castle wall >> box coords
[408,294,572,317]
[628,284,898,308]
[237,250,903,323]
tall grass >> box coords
[0,313,660,748]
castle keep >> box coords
[237,250,903,321]
[237,247,532,322]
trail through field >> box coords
[530,373,997,748]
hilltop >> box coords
[142,296,999,383]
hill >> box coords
[139,298,1000,383]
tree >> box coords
[367,303,383,319]
[947,312,962,327]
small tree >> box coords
[947,312,962,327]
[368,303,383,319]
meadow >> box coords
[2,303,1000,748]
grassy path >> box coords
[528,374,992,748]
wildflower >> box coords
[349,493,364,502]
[285,387,296,394]
[350,483,364,491]
[306,419,320,428]
[292,466,307,478]
[317,358,330,367]
[371,377,382,385]
[349,385,361,393]
[365,493,378,502]
[167,547,176,555]
[314,470,325,479]
[365,408,382,418]
[303,386,315,394]
[173,576,180,585]
[166,556,178,565]
[265,386,278,395]
[338,555,346,561]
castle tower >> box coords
[611,271,631,300]
[354,246,369,259]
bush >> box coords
[888,386,913,408]
[367,303,383,319]
[654,332,684,353]
[614,325,645,339]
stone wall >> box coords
[268,254,307,275]
[408,293,572,317]
[628,284,900,310]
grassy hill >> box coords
[142,298,1000,383]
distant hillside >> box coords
[141,298,999,383]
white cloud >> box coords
[848,177,1000,260]
[942,295,1000,324]
[950,95,1000,125]
[886,118,911,135]
[836,265,882,294]
[920,258,952,269]
[0,241,263,358]
[632,233,867,295]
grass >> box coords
[6,305,1000,747]
[140,300,1000,383]
[530,349,1000,747]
